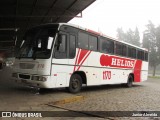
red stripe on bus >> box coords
[77,51,91,71]
[133,60,142,82]
[87,29,101,35]
[73,49,80,72]
[77,49,89,65]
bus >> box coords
[12,23,149,93]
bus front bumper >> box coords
[12,73,51,88]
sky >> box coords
[69,0,160,40]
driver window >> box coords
[58,35,66,52]
[54,34,67,59]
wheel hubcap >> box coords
[72,79,78,89]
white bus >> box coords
[12,23,149,93]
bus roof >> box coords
[59,23,148,52]
[33,23,148,52]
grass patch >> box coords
[148,76,160,79]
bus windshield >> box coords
[17,26,58,59]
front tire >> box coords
[68,74,82,93]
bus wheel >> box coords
[68,74,82,93]
[126,75,133,87]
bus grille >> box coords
[19,74,30,79]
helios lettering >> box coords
[100,54,135,68]
[111,58,134,68]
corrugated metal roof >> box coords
[0,0,95,56]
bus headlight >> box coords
[12,73,18,78]
[31,75,47,82]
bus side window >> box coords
[58,34,66,53]
[100,38,114,54]
[122,44,127,56]
[137,50,144,60]
[69,35,76,58]
[115,42,122,55]
[128,47,136,59]
[115,42,127,56]
[78,32,88,49]
[54,34,67,58]
[89,35,98,51]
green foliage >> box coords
[148,76,160,79]
[142,20,160,76]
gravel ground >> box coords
[0,67,160,120]
[62,80,160,111]
[56,78,160,120]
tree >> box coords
[126,28,134,43]
[156,26,160,58]
[134,27,140,46]
[116,27,125,41]
[142,21,160,76]
[117,27,140,47]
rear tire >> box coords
[125,75,133,87]
[68,74,82,93]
